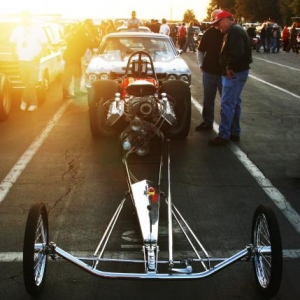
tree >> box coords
[183,9,196,23]
[206,0,236,20]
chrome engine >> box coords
[106,92,176,156]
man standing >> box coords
[127,11,142,32]
[159,18,170,35]
[195,9,223,131]
[10,10,48,111]
[178,23,186,50]
[209,11,252,146]
[62,19,97,99]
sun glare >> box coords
[2,0,210,21]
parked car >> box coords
[85,32,192,139]
[0,19,66,120]
[86,32,191,89]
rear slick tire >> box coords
[89,80,119,137]
[161,80,191,139]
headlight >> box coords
[179,75,189,82]
[167,74,177,80]
[88,73,98,82]
[100,73,109,80]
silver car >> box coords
[85,32,191,90]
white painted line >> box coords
[0,100,71,204]
[253,56,300,72]
[248,74,300,100]
[192,97,300,236]
[1,249,299,262]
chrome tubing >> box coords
[93,198,126,268]
[53,246,251,279]
[167,139,174,267]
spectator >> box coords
[178,22,186,50]
[256,23,267,52]
[159,18,170,35]
[286,22,299,54]
[105,19,116,35]
[195,9,223,131]
[246,24,256,49]
[62,19,97,99]
[269,24,279,53]
[281,25,290,51]
[127,10,142,32]
[10,10,48,111]
[169,23,177,45]
[183,21,196,52]
[209,10,252,146]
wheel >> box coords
[88,80,119,137]
[161,80,191,139]
[0,73,12,121]
[23,202,49,296]
[251,205,282,298]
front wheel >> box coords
[23,202,49,296]
[251,205,282,298]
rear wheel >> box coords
[0,73,12,121]
[161,80,191,139]
[251,205,282,298]
[23,202,49,296]
[88,80,119,137]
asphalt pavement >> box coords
[0,49,300,300]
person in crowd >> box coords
[127,10,142,31]
[256,23,267,52]
[286,22,299,54]
[209,10,252,146]
[10,10,48,111]
[169,23,177,45]
[62,19,98,99]
[281,25,290,51]
[183,21,196,52]
[148,19,160,33]
[268,24,279,53]
[105,19,116,35]
[246,24,256,49]
[159,18,170,35]
[178,22,186,50]
[195,9,223,131]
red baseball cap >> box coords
[211,11,233,25]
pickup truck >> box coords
[0,19,66,120]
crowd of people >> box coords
[253,21,299,54]
[10,9,298,113]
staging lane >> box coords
[0,51,300,299]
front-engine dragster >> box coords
[22,51,283,299]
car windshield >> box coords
[99,36,177,62]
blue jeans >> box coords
[202,71,222,125]
[219,70,249,139]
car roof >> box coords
[104,32,169,38]
[117,25,151,32]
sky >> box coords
[2,0,210,21]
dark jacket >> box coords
[198,27,223,75]
[219,24,252,75]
